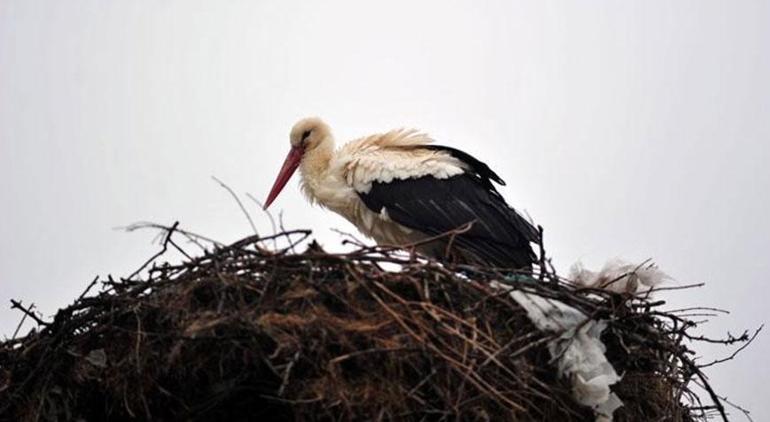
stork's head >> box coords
[264,117,332,209]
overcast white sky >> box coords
[1,0,768,418]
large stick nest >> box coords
[0,224,753,421]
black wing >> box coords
[358,145,538,269]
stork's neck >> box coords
[299,136,335,202]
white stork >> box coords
[264,117,539,270]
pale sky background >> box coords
[1,0,768,419]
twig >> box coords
[9,300,48,327]
[76,276,100,303]
[698,325,763,369]
[127,221,180,280]
[211,176,258,236]
[278,351,300,397]
[122,221,222,249]
[11,303,34,339]
[246,193,279,249]
[536,225,548,282]
[443,221,475,260]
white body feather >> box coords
[299,129,466,246]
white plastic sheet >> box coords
[490,282,623,421]
[570,259,669,295]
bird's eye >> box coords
[301,130,312,142]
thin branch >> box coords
[211,176,258,236]
[246,193,279,249]
[699,325,763,369]
[11,303,34,339]
[10,300,48,327]
[127,221,180,280]
[121,221,222,249]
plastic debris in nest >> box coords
[491,281,622,421]
[569,258,670,295]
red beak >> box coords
[264,147,303,210]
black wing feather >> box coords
[422,145,505,187]
[358,145,539,269]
